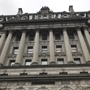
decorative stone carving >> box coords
[61,11,70,18]
[8,82,17,87]
[0,82,7,87]
[60,86,73,90]
[37,86,49,90]
[61,81,70,85]
[40,41,49,45]
[54,40,63,44]
[0,15,4,22]
[55,52,66,56]
[72,52,82,56]
[8,54,17,58]
[15,87,25,90]
[12,41,20,44]
[39,52,50,57]
[23,53,33,57]
[26,41,34,45]
[69,40,78,44]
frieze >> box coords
[55,52,66,56]
[2,23,87,31]
[23,53,33,57]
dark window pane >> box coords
[74,58,81,64]
[57,58,64,64]
[41,59,48,65]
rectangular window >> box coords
[55,34,60,40]
[74,58,81,64]
[29,35,34,41]
[56,45,62,52]
[25,59,31,66]
[41,59,48,65]
[42,46,47,53]
[71,45,77,52]
[57,58,64,64]
[42,34,47,40]
[27,46,33,53]
[9,60,15,66]
[68,33,74,39]
[13,47,18,54]
[16,35,21,41]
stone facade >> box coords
[0,6,90,90]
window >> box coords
[42,46,47,53]
[29,35,34,41]
[9,60,15,66]
[74,58,81,64]
[42,34,47,40]
[16,35,21,41]
[25,59,31,66]
[13,47,18,54]
[27,46,33,53]
[41,59,48,65]
[55,34,60,40]
[68,33,74,39]
[57,58,64,64]
[71,45,77,52]
[43,14,47,19]
[56,45,62,52]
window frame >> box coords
[56,45,62,52]
[42,46,47,53]
[27,46,33,53]
[9,60,15,66]
[71,45,77,52]
[57,58,64,65]
[25,59,32,66]
[41,59,48,65]
[13,47,18,54]
[74,58,81,64]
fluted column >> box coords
[63,29,74,64]
[0,31,12,66]
[77,28,90,63]
[49,30,55,64]
[14,31,26,66]
[0,32,6,54]
[84,28,90,51]
[32,30,39,64]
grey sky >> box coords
[0,0,90,15]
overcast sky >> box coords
[0,0,90,15]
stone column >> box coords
[49,30,55,64]
[32,30,39,64]
[0,32,6,54]
[14,31,26,66]
[0,31,12,66]
[84,28,90,51]
[77,28,90,63]
[63,29,74,64]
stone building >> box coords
[0,5,90,90]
